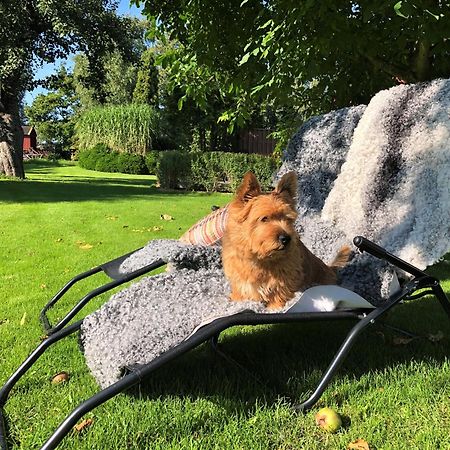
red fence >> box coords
[238,129,277,155]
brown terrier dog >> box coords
[221,171,350,309]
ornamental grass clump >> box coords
[75,104,160,155]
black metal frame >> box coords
[1,236,449,450]
[39,248,166,335]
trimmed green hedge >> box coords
[77,144,149,175]
[77,146,279,190]
[156,150,191,189]
[157,150,279,192]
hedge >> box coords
[77,144,149,175]
[157,150,279,192]
[77,147,279,190]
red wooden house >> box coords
[22,125,37,153]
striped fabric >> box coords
[180,205,229,246]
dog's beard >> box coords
[253,240,291,260]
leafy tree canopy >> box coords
[134,0,450,134]
[133,48,159,106]
[0,0,141,177]
[24,65,78,153]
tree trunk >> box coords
[414,39,431,81]
[198,127,206,152]
[0,102,25,178]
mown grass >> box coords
[0,160,449,450]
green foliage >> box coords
[24,65,78,154]
[218,152,278,192]
[75,104,160,154]
[157,150,278,192]
[0,0,141,177]
[77,143,111,171]
[104,50,139,105]
[156,150,192,189]
[117,152,148,174]
[190,151,224,192]
[77,143,149,174]
[150,38,265,152]
[73,49,140,109]
[135,0,450,138]
[95,151,120,173]
[133,49,159,105]
[145,150,161,174]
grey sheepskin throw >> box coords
[81,79,450,388]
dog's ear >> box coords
[236,172,262,203]
[274,172,297,202]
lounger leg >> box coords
[433,282,450,321]
[293,316,374,412]
[209,334,280,394]
[294,290,410,412]
[377,321,421,339]
[0,322,81,450]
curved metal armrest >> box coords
[39,248,166,334]
[353,235,429,279]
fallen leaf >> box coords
[40,284,47,289]
[160,214,174,221]
[106,215,118,221]
[51,371,70,384]
[55,238,63,242]
[76,241,94,250]
[20,312,27,326]
[428,330,444,343]
[392,336,415,346]
[347,438,370,450]
[73,418,93,433]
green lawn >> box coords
[1,160,449,450]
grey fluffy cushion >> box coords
[81,79,450,388]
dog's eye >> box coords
[260,216,269,222]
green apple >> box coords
[315,407,342,433]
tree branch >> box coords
[364,53,418,84]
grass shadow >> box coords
[0,177,215,203]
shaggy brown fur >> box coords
[222,171,350,309]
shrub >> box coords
[245,154,278,191]
[221,152,251,192]
[95,151,120,173]
[157,151,191,189]
[117,152,148,175]
[190,152,225,192]
[78,143,112,171]
[77,143,149,175]
[145,150,160,175]
[156,150,279,192]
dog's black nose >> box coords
[278,234,291,247]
